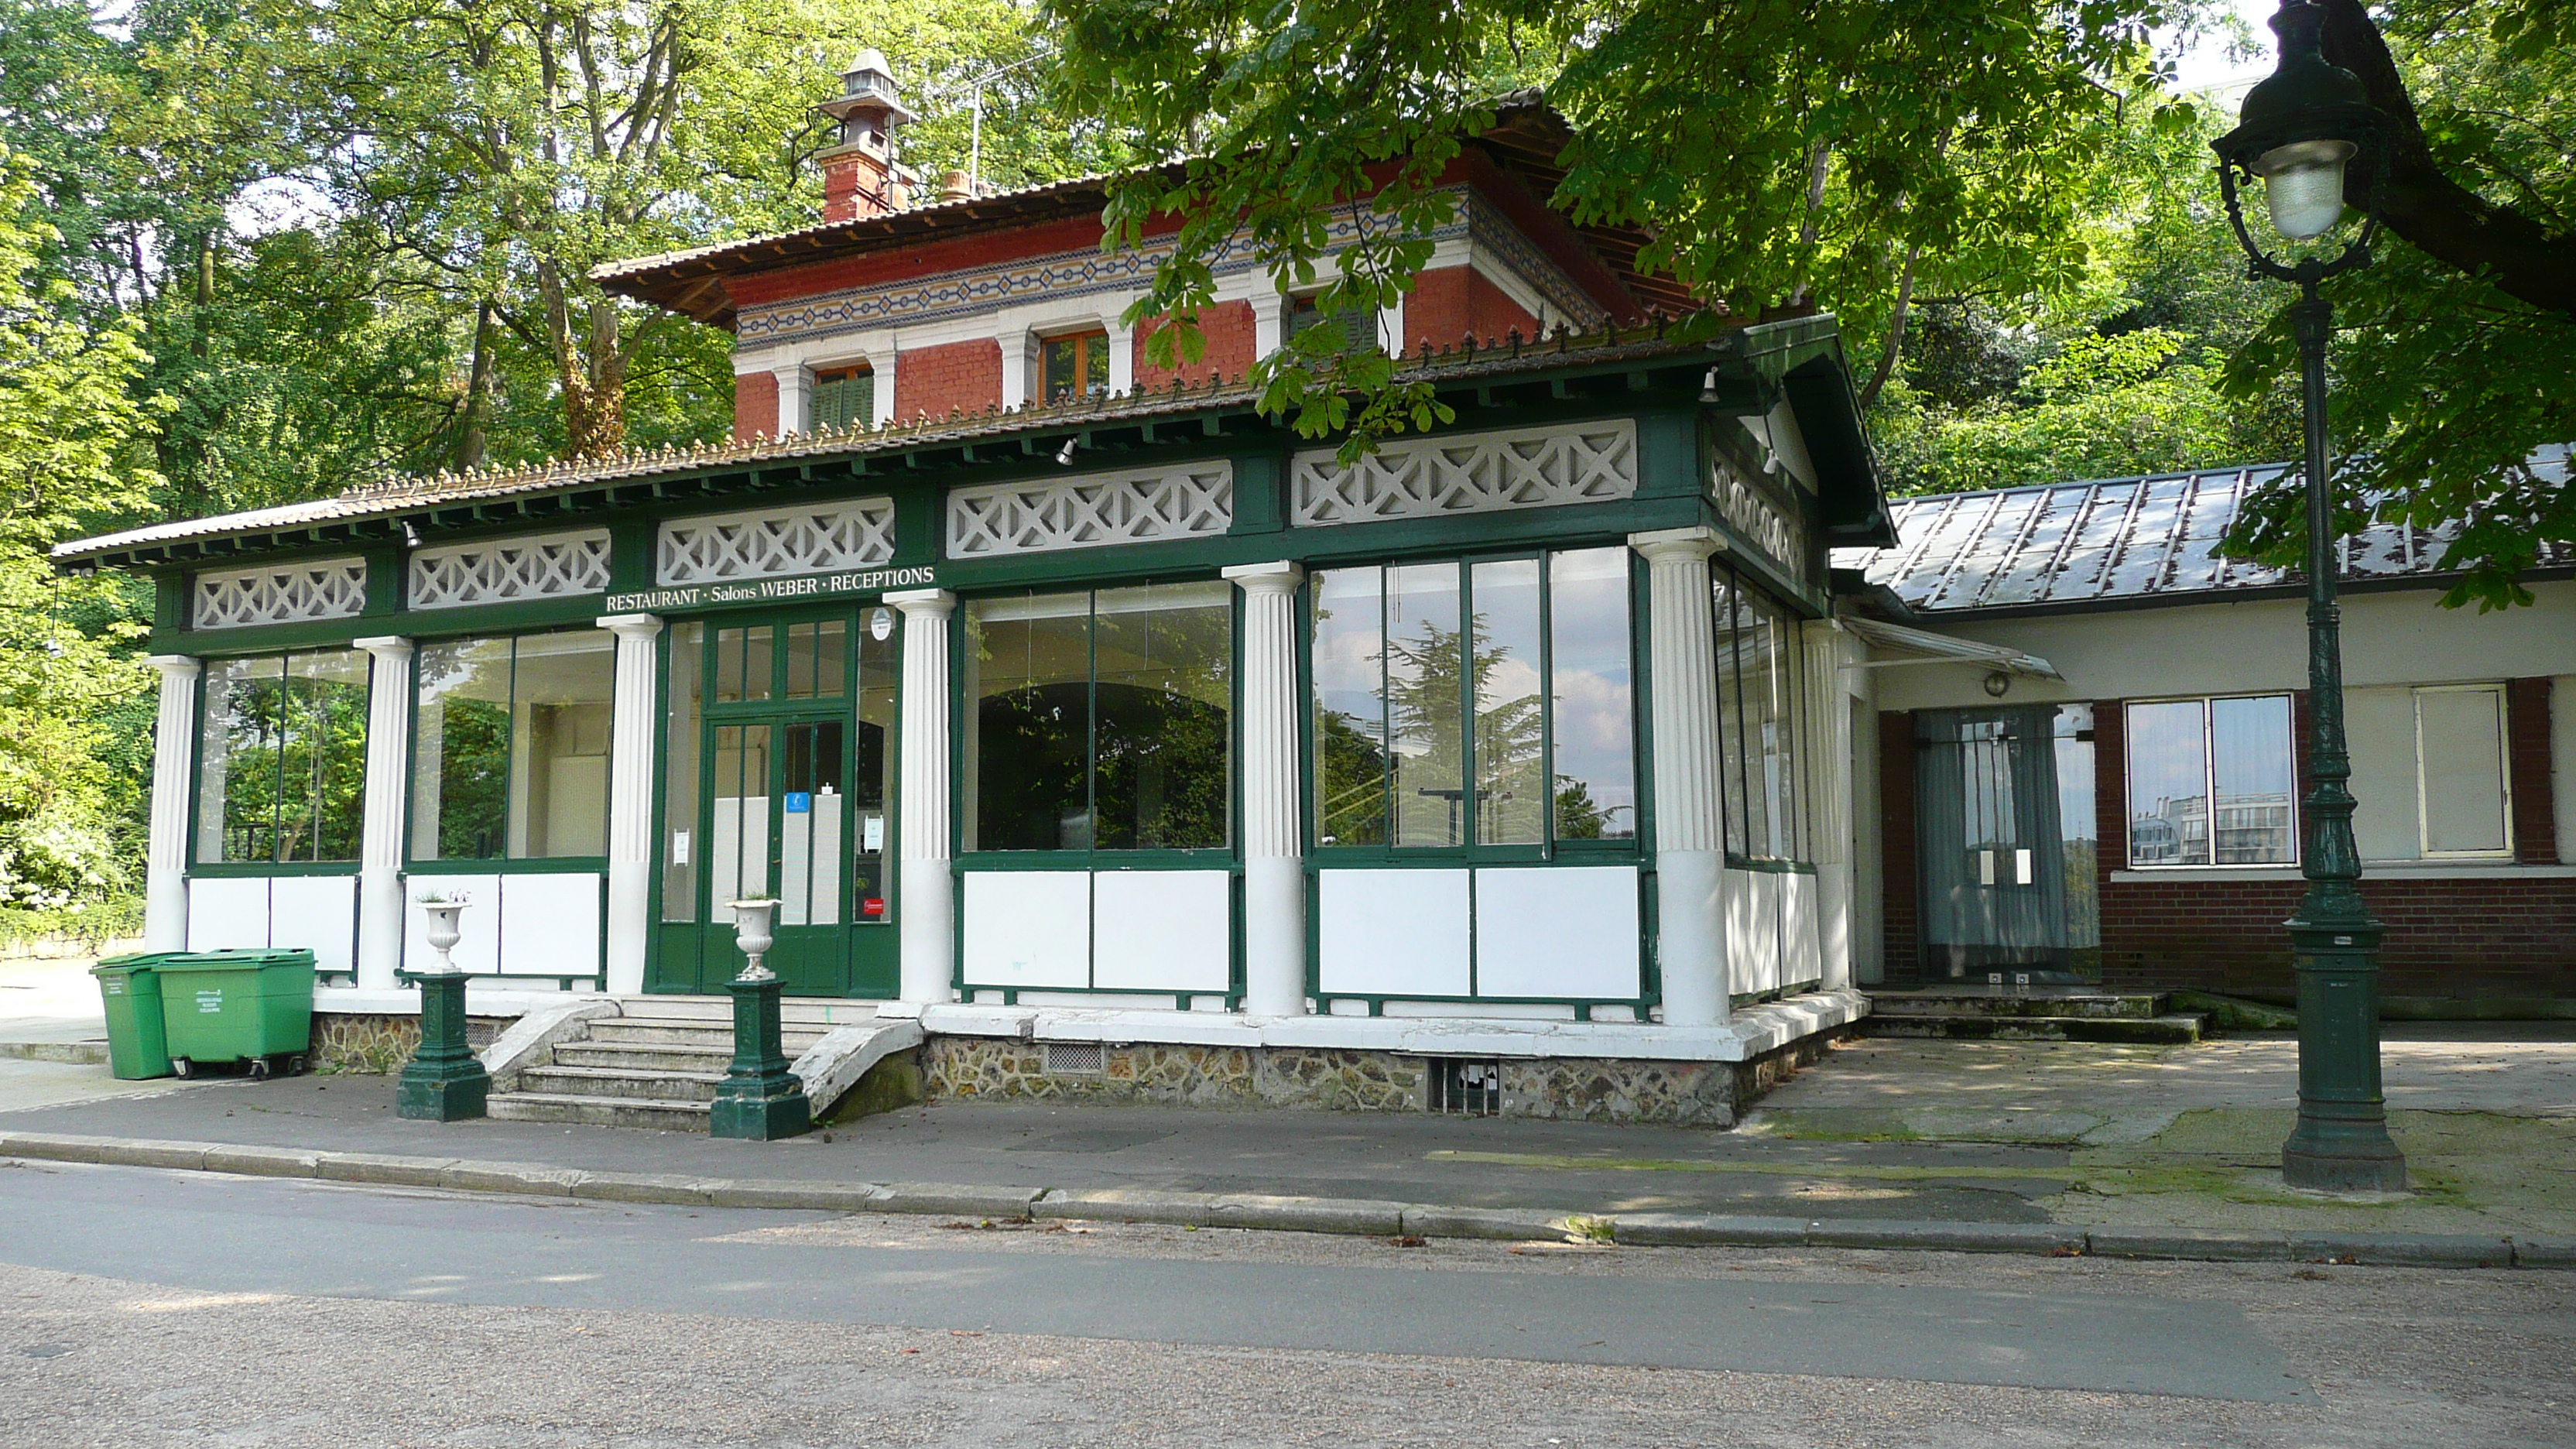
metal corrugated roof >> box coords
[1836,448,2573,614]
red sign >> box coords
[862,898,886,917]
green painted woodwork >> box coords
[395,969,490,1121]
[707,970,810,1139]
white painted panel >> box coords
[186,876,269,952]
[1471,866,1639,999]
[402,875,502,975]
[268,875,357,978]
[1781,871,1821,988]
[499,873,603,979]
[1317,868,1469,997]
[1724,868,1780,998]
[2346,686,2420,862]
[1092,870,1231,993]
[961,871,1091,988]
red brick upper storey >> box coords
[598,101,1697,439]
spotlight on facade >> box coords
[1983,670,2012,699]
[1056,437,1078,465]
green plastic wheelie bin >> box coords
[91,952,183,1081]
[156,948,317,1079]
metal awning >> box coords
[1837,615,2064,680]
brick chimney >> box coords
[815,49,917,223]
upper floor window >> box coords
[963,584,1233,851]
[412,630,616,862]
[2125,694,2297,867]
[1287,293,1375,355]
[810,365,873,431]
[195,649,371,864]
[1314,547,1636,851]
[1042,330,1110,403]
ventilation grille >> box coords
[1042,1041,1106,1075]
[1428,1059,1502,1116]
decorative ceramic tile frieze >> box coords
[192,558,368,629]
[408,529,612,609]
[946,464,1235,557]
[656,499,896,586]
[1290,420,1638,527]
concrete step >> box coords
[1869,992,2169,1021]
[584,1020,830,1052]
[617,995,879,1028]
[1861,1012,2211,1046]
[487,1091,710,1132]
[515,1064,726,1103]
[550,1041,736,1073]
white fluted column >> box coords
[774,365,810,436]
[1805,624,1855,992]
[1106,320,1136,396]
[889,588,956,1005]
[351,637,414,989]
[143,656,203,951]
[598,614,664,995]
[1630,528,1729,1026]
[1225,561,1307,1016]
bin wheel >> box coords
[248,1058,272,1082]
[287,1055,307,1077]
[172,1057,193,1079]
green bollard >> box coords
[709,899,810,1141]
[397,899,488,1121]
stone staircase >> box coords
[1860,986,2211,1045]
[488,997,880,1131]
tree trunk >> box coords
[460,302,497,469]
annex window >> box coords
[1313,547,1636,851]
[964,584,1232,851]
[2415,685,2511,857]
[809,365,874,431]
[411,630,616,862]
[1287,293,1375,355]
[1711,569,1809,862]
[194,649,371,865]
[2124,694,2297,867]
[1041,329,1111,404]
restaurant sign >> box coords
[606,564,936,615]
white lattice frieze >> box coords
[1291,420,1638,527]
[656,498,896,586]
[192,558,368,629]
[1711,457,1808,582]
[946,465,1235,558]
[408,529,612,610]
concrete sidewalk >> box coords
[5,1022,2572,1242]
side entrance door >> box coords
[677,611,901,998]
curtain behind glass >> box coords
[2124,700,2209,865]
[2210,694,2296,864]
[1915,707,2071,975]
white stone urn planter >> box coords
[728,899,780,982]
[414,893,471,974]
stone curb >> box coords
[0,1130,2564,1271]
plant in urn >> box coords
[397,889,488,1121]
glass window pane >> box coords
[1084,333,1109,394]
[196,656,286,863]
[663,623,703,922]
[743,625,773,702]
[711,724,769,906]
[814,618,847,699]
[1094,582,1232,849]
[853,606,899,920]
[1550,549,1635,841]
[413,639,513,861]
[2210,694,2295,864]
[785,622,817,698]
[714,627,748,704]
[964,592,1093,850]
[2418,689,2507,854]
[1736,593,1776,856]
[1469,559,1544,845]
[2126,699,2211,865]
[1313,567,1389,847]
[1712,577,1750,855]
[1387,562,1464,847]
[1044,337,1076,402]
[1763,608,1800,860]
[512,631,615,858]
[277,649,370,863]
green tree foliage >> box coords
[0,150,156,909]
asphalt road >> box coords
[3,1160,2570,1446]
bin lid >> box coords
[92,951,187,975]
[156,948,318,972]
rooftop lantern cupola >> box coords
[816,48,919,223]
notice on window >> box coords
[785,792,812,815]
[862,814,884,853]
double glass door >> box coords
[1913,704,2101,982]
[662,609,899,997]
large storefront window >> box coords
[2124,694,2297,866]
[1713,570,1808,861]
[1313,547,1636,850]
[412,630,616,861]
[194,649,371,864]
[964,584,1232,851]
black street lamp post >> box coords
[2211,1,2409,1193]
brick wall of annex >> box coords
[1880,689,2575,1004]
[1134,300,1258,392]
[732,370,779,443]
[893,337,1002,422]
[1405,265,1541,352]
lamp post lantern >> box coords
[2211,0,2407,1194]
